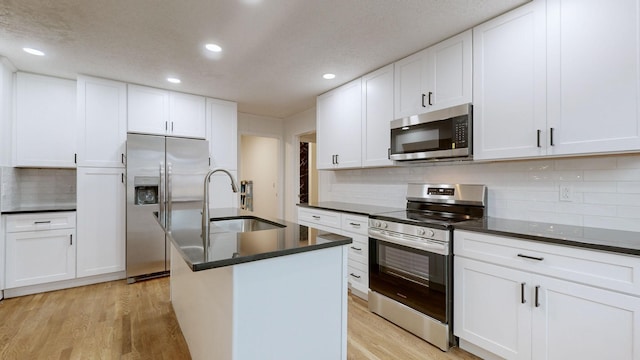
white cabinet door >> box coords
[426,29,473,112]
[394,31,472,119]
[208,170,239,209]
[316,78,362,170]
[532,275,640,360]
[5,228,76,288]
[76,167,126,277]
[473,0,547,160]
[362,64,394,168]
[169,92,206,139]
[14,72,76,168]
[454,256,532,360]
[546,0,640,155]
[127,84,169,135]
[77,76,127,167]
[0,60,13,167]
[394,48,428,119]
[207,98,238,170]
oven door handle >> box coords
[369,229,448,256]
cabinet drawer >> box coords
[5,212,76,233]
[348,262,368,288]
[454,230,640,296]
[348,238,368,265]
[341,214,368,236]
[297,208,341,230]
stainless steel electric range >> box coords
[368,183,487,351]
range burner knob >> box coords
[373,220,381,228]
[381,222,388,229]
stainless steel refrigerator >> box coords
[126,134,209,283]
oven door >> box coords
[369,236,450,324]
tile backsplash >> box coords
[318,153,640,232]
[0,167,76,211]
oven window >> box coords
[391,119,453,154]
[369,238,448,323]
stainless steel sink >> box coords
[209,216,285,233]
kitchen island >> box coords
[160,208,352,360]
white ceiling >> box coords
[0,0,528,119]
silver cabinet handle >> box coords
[422,93,426,107]
[537,130,541,148]
[349,273,361,279]
[312,215,321,219]
[34,220,51,224]
[517,253,544,261]
[335,154,339,164]
[428,91,433,106]
[535,285,541,307]
[349,222,361,227]
[350,246,362,251]
[521,282,526,304]
[549,127,555,146]
[70,234,73,245]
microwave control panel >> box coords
[453,116,468,149]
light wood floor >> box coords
[0,278,480,360]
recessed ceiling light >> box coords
[323,73,336,80]
[205,43,222,52]
[167,77,181,84]
[23,47,45,56]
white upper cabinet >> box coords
[394,30,472,119]
[475,0,640,160]
[362,64,394,168]
[127,84,169,135]
[546,0,640,155]
[127,84,206,139]
[207,98,238,170]
[169,92,206,138]
[473,0,547,160]
[14,72,77,168]
[317,78,363,169]
[77,76,127,167]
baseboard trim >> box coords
[3,271,126,298]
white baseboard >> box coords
[3,271,126,298]
[458,339,504,360]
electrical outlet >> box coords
[559,184,573,202]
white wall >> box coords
[318,153,640,232]
[283,107,316,221]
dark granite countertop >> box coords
[454,217,640,256]
[159,208,352,272]
[298,201,404,216]
[1,205,77,214]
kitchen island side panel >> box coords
[170,243,348,360]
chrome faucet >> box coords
[202,169,239,248]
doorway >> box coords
[299,132,318,205]
[240,135,280,218]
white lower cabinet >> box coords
[4,212,77,288]
[76,167,126,277]
[454,230,640,360]
[297,207,369,300]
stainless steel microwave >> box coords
[390,104,472,161]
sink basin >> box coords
[210,216,285,233]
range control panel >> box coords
[427,187,455,196]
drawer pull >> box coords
[517,253,544,261]
[349,222,361,227]
[535,285,541,307]
[70,234,73,246]
[312,215,321,219]
[350,246,362,251]
[349,273,361,279]
[521,282,526,304]
[34,221,51,224]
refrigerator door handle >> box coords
[159,162,165,227]
[167,162,173,232]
